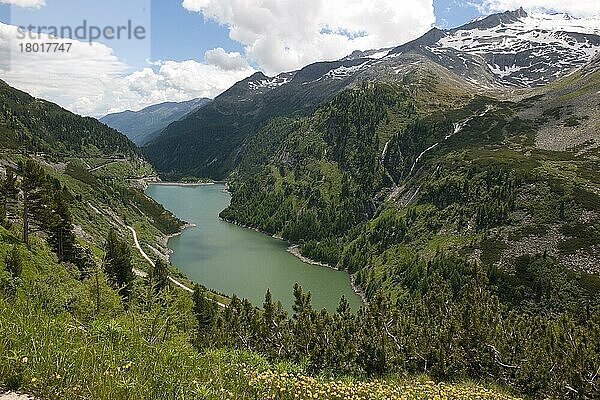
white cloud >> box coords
[205,47,250,71]
[473,0,600,17]
[182,0,435,75]
[2,1,436,117]
[0,23,255,116]
[105,59,255,114]
[0,0,44,8]
[0,23,128,115]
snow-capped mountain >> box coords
[415,8,600,86]
[245,8,600,91]
[145,8,600,179]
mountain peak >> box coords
[388,27,446,55]
[513,7,528,18]
[454,7,527,31]
[221,71,271,95]
[246,71,269,81]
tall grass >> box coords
[0,297,267,399]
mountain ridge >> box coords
[100,97,211,146]
[145,8,600,180]
[0,79,139,158]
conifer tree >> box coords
[291,283,317,359]
[261,289,290,359]
[103,229,134,298]
[19,159,50,245]
[263,289,275,329]
[151,258,169,292]
[46,190,79,264]
[323,296,359,374]
[192,284,217,347]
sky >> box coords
[0,0,598,117]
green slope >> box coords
[0,78,186,266]
[0,80,138,158]
[218,65,600,398]
[0,82,525,400]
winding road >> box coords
[126,226,226,308]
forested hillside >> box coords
[219,60,600,398]
[0,80,138,158]
[0,81,520,400]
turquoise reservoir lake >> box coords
[146,183,361,312]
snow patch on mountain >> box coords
[523,13,600,36]
[248,75,292,91]
[368,50,391,60]
[488,64,524,79]
[321,61,371,81]
[430,12,600,87]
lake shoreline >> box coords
[220,217,282,239]
[350,276,368,305]
[287,245,368,306]
[160,223,197,261]
[149,183,363,311]
[150,182,217,187]
[217,216,368,306]
[286,245,340,270]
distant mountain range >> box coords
[143,8,600,179]
[100,98,211,146]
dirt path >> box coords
[126,226,152,277]
[126,226,226,308]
